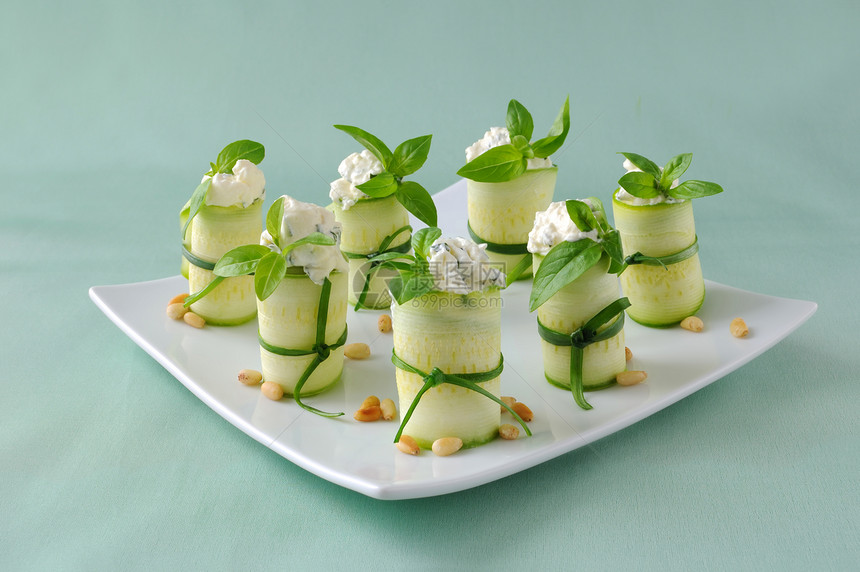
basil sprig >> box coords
[456,96,570,183]
[367,227,441,305]
[182,140,265,236]
[529,198,624,312]
[333,125,437,227]
[184,199,337,307]
[618,151,723,200]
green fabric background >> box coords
[2,1,858,569]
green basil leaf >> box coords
[255,251,287,301]
[356,172,398,198]
[215,140,265,173]
[281,232,337,256]
[529,240,604,311]
[387,273,405,304]
[266,196,285,248]
[660,153,692,190]
[182,178,212,236]
[585,196,611,233]
[565,199,599,233]
[511,134,531,154]
[618,171,660,198]
[506,99,534,140]
[601,230,626,274]
[411,226,442,261]
[530,96,570,158]
[396,181,438,227]
[399,269,436,302]
[665,180,723,200]
[369,252,415,265]
[388,135,432,177]
[618,152,660,179]
[333,124,393,167]
[213,244,271,277]
[456,145,527,182]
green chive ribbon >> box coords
[257,277,346,418]
[624,236,699,270]
[536,297,631,411]
[390,351,531,442]
[342,225,412,311]
[467,221,532,282]
[181,244,216,271]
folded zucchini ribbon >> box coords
[466,221,531,283]
[536,297,631,410]
[391,352,532,442]
[624,236,699,270]
[342,225,412,310]
[257,277,347,418]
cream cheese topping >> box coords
[328,150,384,210]
[615,158,684,206]
[527,200,601,256]
[203,159,266,208]
[427,236,506,294]
[465,126,552,170]
[260,195,347,285]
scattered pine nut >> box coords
[680,316,704,332]
[168,293,189,305]
[431,437,463,457]
[166,303,187,320]
[511,401,533,422]
[183,311,205,329]
[499,424,520,440]
[617,370,648,386]
[344,343,371,360]
[360,395,380,409]
[396,435,420,455]
[625,346,633,361]
[261,381,284,401]
[730,317,749,338]
[354,405,382,422]
[500,396,517,413]
[380,398,396,421]
[237,369,262,386]
[377,314,392,333]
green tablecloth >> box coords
[2,1,857,569]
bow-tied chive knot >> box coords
[428,367,447,387]
[315,343,331,361]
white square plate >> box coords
[90,180,817,500]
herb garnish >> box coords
[529,198,624,312]
[617,152,723,200]
[333,125,437,227]
[367,227,441,305]
[456,97,570,183]
[181,140,265,236]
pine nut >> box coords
[238,369,262,386]
[499,424,520,440]
[183,311,205,328]
[360,395,380,409]
[166,303,187,320]
[344,343,370,360]
[617,370,647,386]
[380,398,396,421]
[625,346,633,361]
[680,316,704,332]
[168,293,189,305]
[354,405,382,422]
[261,381,284,401]
[500,395,517,412]
[377,314,392,333]
[511,402,533,422]
[431,437,463,457]
[730,317,749,338]
[396,435,420,455]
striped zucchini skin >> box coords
[188,201,262,325]
[534,255,627,390]
[466,167,557,280]
[332,195,411,309]
[392,290,502,449]
[257,270,347,396]
[612,191,705,327]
